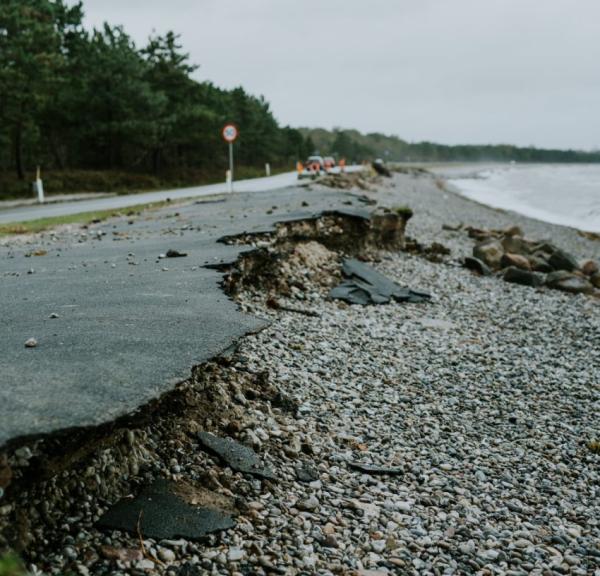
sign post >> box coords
[222,124,238,193]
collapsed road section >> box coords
[0,186,401,451]
[0,180,418,551]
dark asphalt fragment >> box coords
[96,479,235,539]
[197,431,276,480]
[347,461,404,475]
[329,258,430,305]
[166,249,188,258]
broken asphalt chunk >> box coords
[329,258,430,305]
[348,462,404,476]
[96,479,235,539]
[197,431,276,480]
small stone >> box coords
[49,313,59,319]
[24,338,38,348]
[323,534,338,548]
[227,548,245,562]
[323,523,336,535]
[136,559,155,570]
[158,547,176,562]
[296,495,319,511]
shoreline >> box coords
[433,162,600,235]
[1,172,598,574]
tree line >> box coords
[0,0,312,196]
[300,128,600,164]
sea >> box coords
[436,163,600,233]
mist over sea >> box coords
[439,164,600,233]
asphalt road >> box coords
[0,171,298,225]
[0,167,362,225]
[0,184,372,449]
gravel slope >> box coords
[222,173,600,574]
[8,172,600,575]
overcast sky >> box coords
[82,0,600,150]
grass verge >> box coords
[0,197,196,237]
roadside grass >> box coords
[0,554,25,576]
[0,197,194,237]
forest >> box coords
[301,128,600,165]
[0,0,312,197]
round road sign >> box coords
[222,124,238,143]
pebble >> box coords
[296,495,319,511]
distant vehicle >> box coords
[306,155,325,171]
[323,156,336,171]
[298,155,325,179]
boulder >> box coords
[467,227,493,241]
[464,256,492,276]
[546,271,593,294]
[590,272,600,288]
[529,253,554,273]
[503,267,544,287]
[501,253,531,270]
[501,235,530,255]
[552,276,593,295]
[473,239,504,269]
[531,242,557,255]
[581,259,599,277]
[504,225,524,237]
[548,248,579,272]
[545,270,574,286]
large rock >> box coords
[504,225,524,237]
[501,252,531,270]
[531,242,557,255]
[581,259,599,277]
[529,253,554,273]
[501,235,530,255]
[473,239,504,269]
[503,267,544,287]
[590,272,600,288]
[548,248,579,272]
[464,256,492,276]
[546,271,593,294]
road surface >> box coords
[0,167,363,225]
[0,171,298,225]
[0,183,372,449]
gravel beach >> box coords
[2,171,599,575]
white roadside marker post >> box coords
[222,124,238,194]
[35,165,45,204]
[265,162,271,177]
